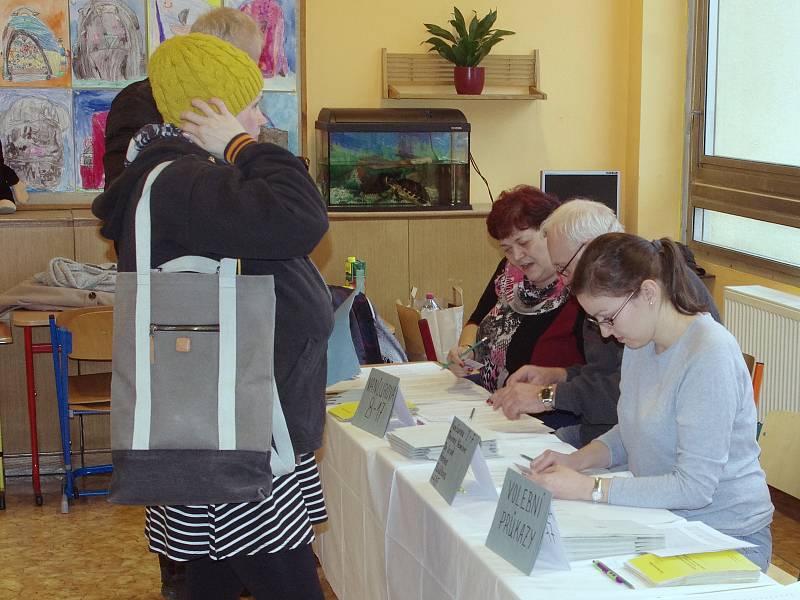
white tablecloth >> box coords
[315,363,780,600]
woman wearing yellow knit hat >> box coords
[93,33,332,600]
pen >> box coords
[519,453,534,462]
[592,560,635,589]
[441,336,489,369]
[469,407,476,421]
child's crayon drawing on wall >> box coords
[0,0,303,200]
[0,89,74,192]
[147,0,221,55]
[73,89,116,191]
[228,0,296,91]
[0,0,71,87]
[259,91,298,155]
[70,0,147,88]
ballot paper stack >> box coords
[387,422,499,461]
[558,520,666,561]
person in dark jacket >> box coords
[102,7,263,190]
[92,33,332,600]
[490,199,720,448]
[101,10,263,600]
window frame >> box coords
[687,0,800,280]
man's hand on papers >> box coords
[489,382,548,419]
[506,365,568,386]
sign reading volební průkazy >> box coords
[485,468,552,574]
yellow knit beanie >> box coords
[149,33,263,126]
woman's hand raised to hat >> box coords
[180,98,246,159]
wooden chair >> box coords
[759,411,800,500]
[742,353,756,377]
[752,362,765,409]
[743,353,766,437]
[0,320,11,345]
[761,412,800,587]
[49,306,114,512]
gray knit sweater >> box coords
[596,314,773,536]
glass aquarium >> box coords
[316,108,470,211]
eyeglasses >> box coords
[555,243,585,278]
[586,289,637,329]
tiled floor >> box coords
[0,475,797,599]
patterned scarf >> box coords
[124,123,186,165]
[476,262,570,391]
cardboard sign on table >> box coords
[350,368,415,438]
[485,468,570,574]
[429,416,498,504]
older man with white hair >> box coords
[490,199,719,448]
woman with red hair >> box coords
[447,185,585,427]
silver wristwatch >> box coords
[591,477,603,503]
[538,384,555,410]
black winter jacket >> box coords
[93,135,333,454]
[103,79,160,189]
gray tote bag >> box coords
[109,161,295,505]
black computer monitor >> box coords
[540,170,620,215]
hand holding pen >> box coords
[442,336,489,372]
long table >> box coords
[315,363,781,600]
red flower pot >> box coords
[453,66,485,95]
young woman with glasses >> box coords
[493,199,720,449]
[524,232,773,571]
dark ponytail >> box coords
[572,233,709,316]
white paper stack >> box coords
[557,519,665,561]
[387,422,499,461]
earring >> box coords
[649,300,654,306]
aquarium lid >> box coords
[315,108,470,132]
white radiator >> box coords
[724,285,800,422]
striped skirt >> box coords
[145,453,327,561]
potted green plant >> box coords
[422,7,515,95]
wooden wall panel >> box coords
[73,210,117,264]
[408,218,503,319]
[311,218,410,331]
[0,213,74,291]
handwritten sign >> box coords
[485,468,553,574]
[429,416,495,504]
[350,369,411,437]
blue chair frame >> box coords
[49,315,113,512]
